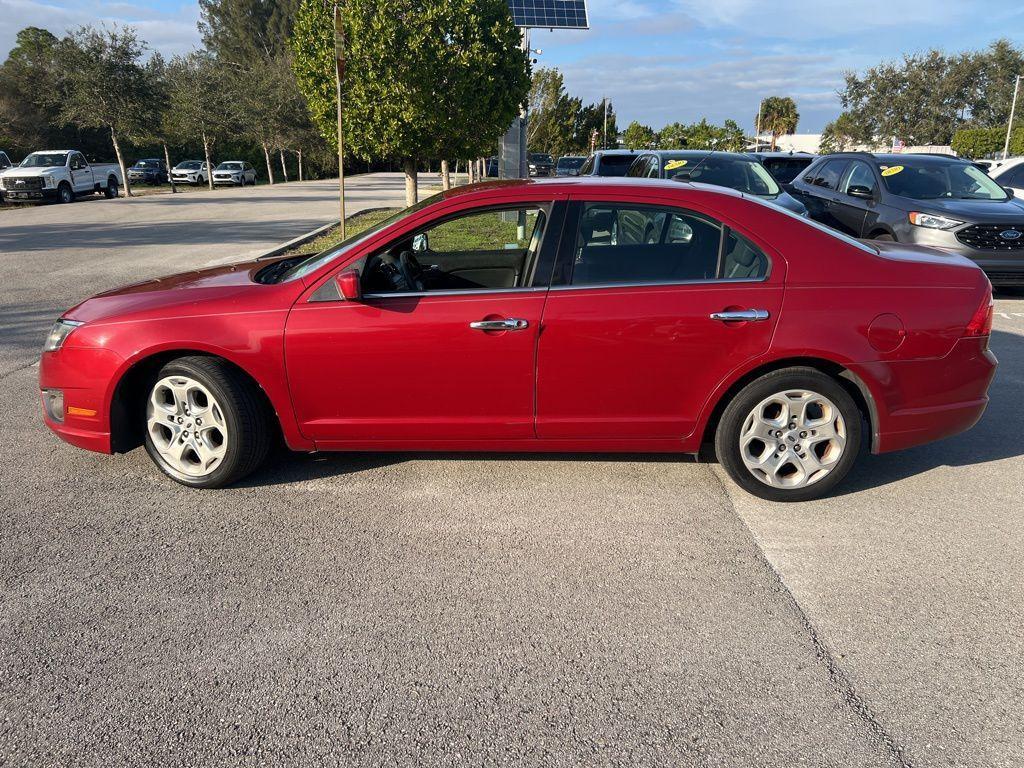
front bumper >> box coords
[3,188,60,202]
[213,175,241,184]
[853,337,997,454]
[39,345,125,454]
[901,226,1024,284]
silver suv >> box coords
[792,152,1024,286]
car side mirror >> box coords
[1004,186,1015,198]
[848,184,874,199]
[412,233,428,252]
[336,269,362,301]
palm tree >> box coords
[758,96,800,151]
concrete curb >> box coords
[254,205,403,261]
[255,220,338,261]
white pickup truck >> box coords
[0,150,122,203]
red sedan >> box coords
[39,178,996,501]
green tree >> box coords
[163,52,232,190]
[199,0,301,64]
[819,112,860,154]
[622,120,655,150]
[758,96,799,150]
[658,122,688,150]
[291,0,530,206]
[577,100,617,151]
[964,40,1024,129]
[527,67,582,157]
[53,26,161,196]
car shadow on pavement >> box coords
[837,327,1023,495]
[238,449,695,488]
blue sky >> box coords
[3,0,1024,132]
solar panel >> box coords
[508,0,589,29]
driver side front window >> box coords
[362,206,548,295]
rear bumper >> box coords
[853,337,997,454]
[39,346,124,455]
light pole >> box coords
[1003,75,1023,161]
[754,98,764,152]
[602,96,608,149]
[334,2,346,237]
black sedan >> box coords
[626,150,809,216]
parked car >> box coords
[127,158,168,185]
[528,153,554,177]
[554,156,586,177]
[989,157,1024,196]
[0,150,121,203]
[626,150,808,216]
[213,161,256,186]
[40,177,996,501]
[0,151,11,202]
[578,150,640,177]
[171,160,211,186]
[792,152,1024,285]
[749,151,817,193]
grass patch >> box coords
[293,207,401,256]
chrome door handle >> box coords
[469,318,529,331]
[710,309,770,322]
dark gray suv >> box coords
[792,152,1024,285]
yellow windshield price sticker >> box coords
[664,159,688,171]
[881,165,904,176]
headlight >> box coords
[43,319,83,352]
[45,176,55,188]
[908,212,964,230]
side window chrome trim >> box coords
[362,286,549,300]
[548,276,770,292]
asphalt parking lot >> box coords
[1,175,1022,766]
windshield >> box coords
[557,157,585,169]
[530,154,553,163]
[276,194,443,283]
[20,153,68,168]
[597,155,635,176]
[877,161,1008,200]
[218,162,243,170]
[176,161,203,170]
[673,157,782,196]
[134,160,160,168]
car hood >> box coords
[900,196,1024,221]
[64,260,283,325]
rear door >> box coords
[536,196,784,440]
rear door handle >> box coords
[710,309,770,322]
[469,318,529,331]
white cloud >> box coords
[0,0,202,59]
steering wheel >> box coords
[398,250,425,291]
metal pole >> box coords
[755,98,763,152]
[1003,75,1022,161]
[334,3,346,238]
[603,96,608,149]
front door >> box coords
[285,201,560,445]
[831,160,876,237]
[536,200,784,441]
[70,153,92,193]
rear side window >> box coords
[597,155,635,177]
[763,157,813,184]
[996,164,1024,188]
[810,159,848,190]
[568,203,769,286]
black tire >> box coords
[143,356,272,488]
[104,178,118,199]
[714,367,863,502]
[58,182,74,204]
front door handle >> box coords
[710,309,770,322]
[469,318,529,331]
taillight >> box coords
[965,292,993,337]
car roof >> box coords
[640,150,759,161]
[435,175,748,202]
[822,152,970,165]
[751,151,816,158]
[593,149,640,156]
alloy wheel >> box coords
[146,375,229,478]
[738,389,847,489]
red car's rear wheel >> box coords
[715,367,863,502]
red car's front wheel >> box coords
[143,356,271,488]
